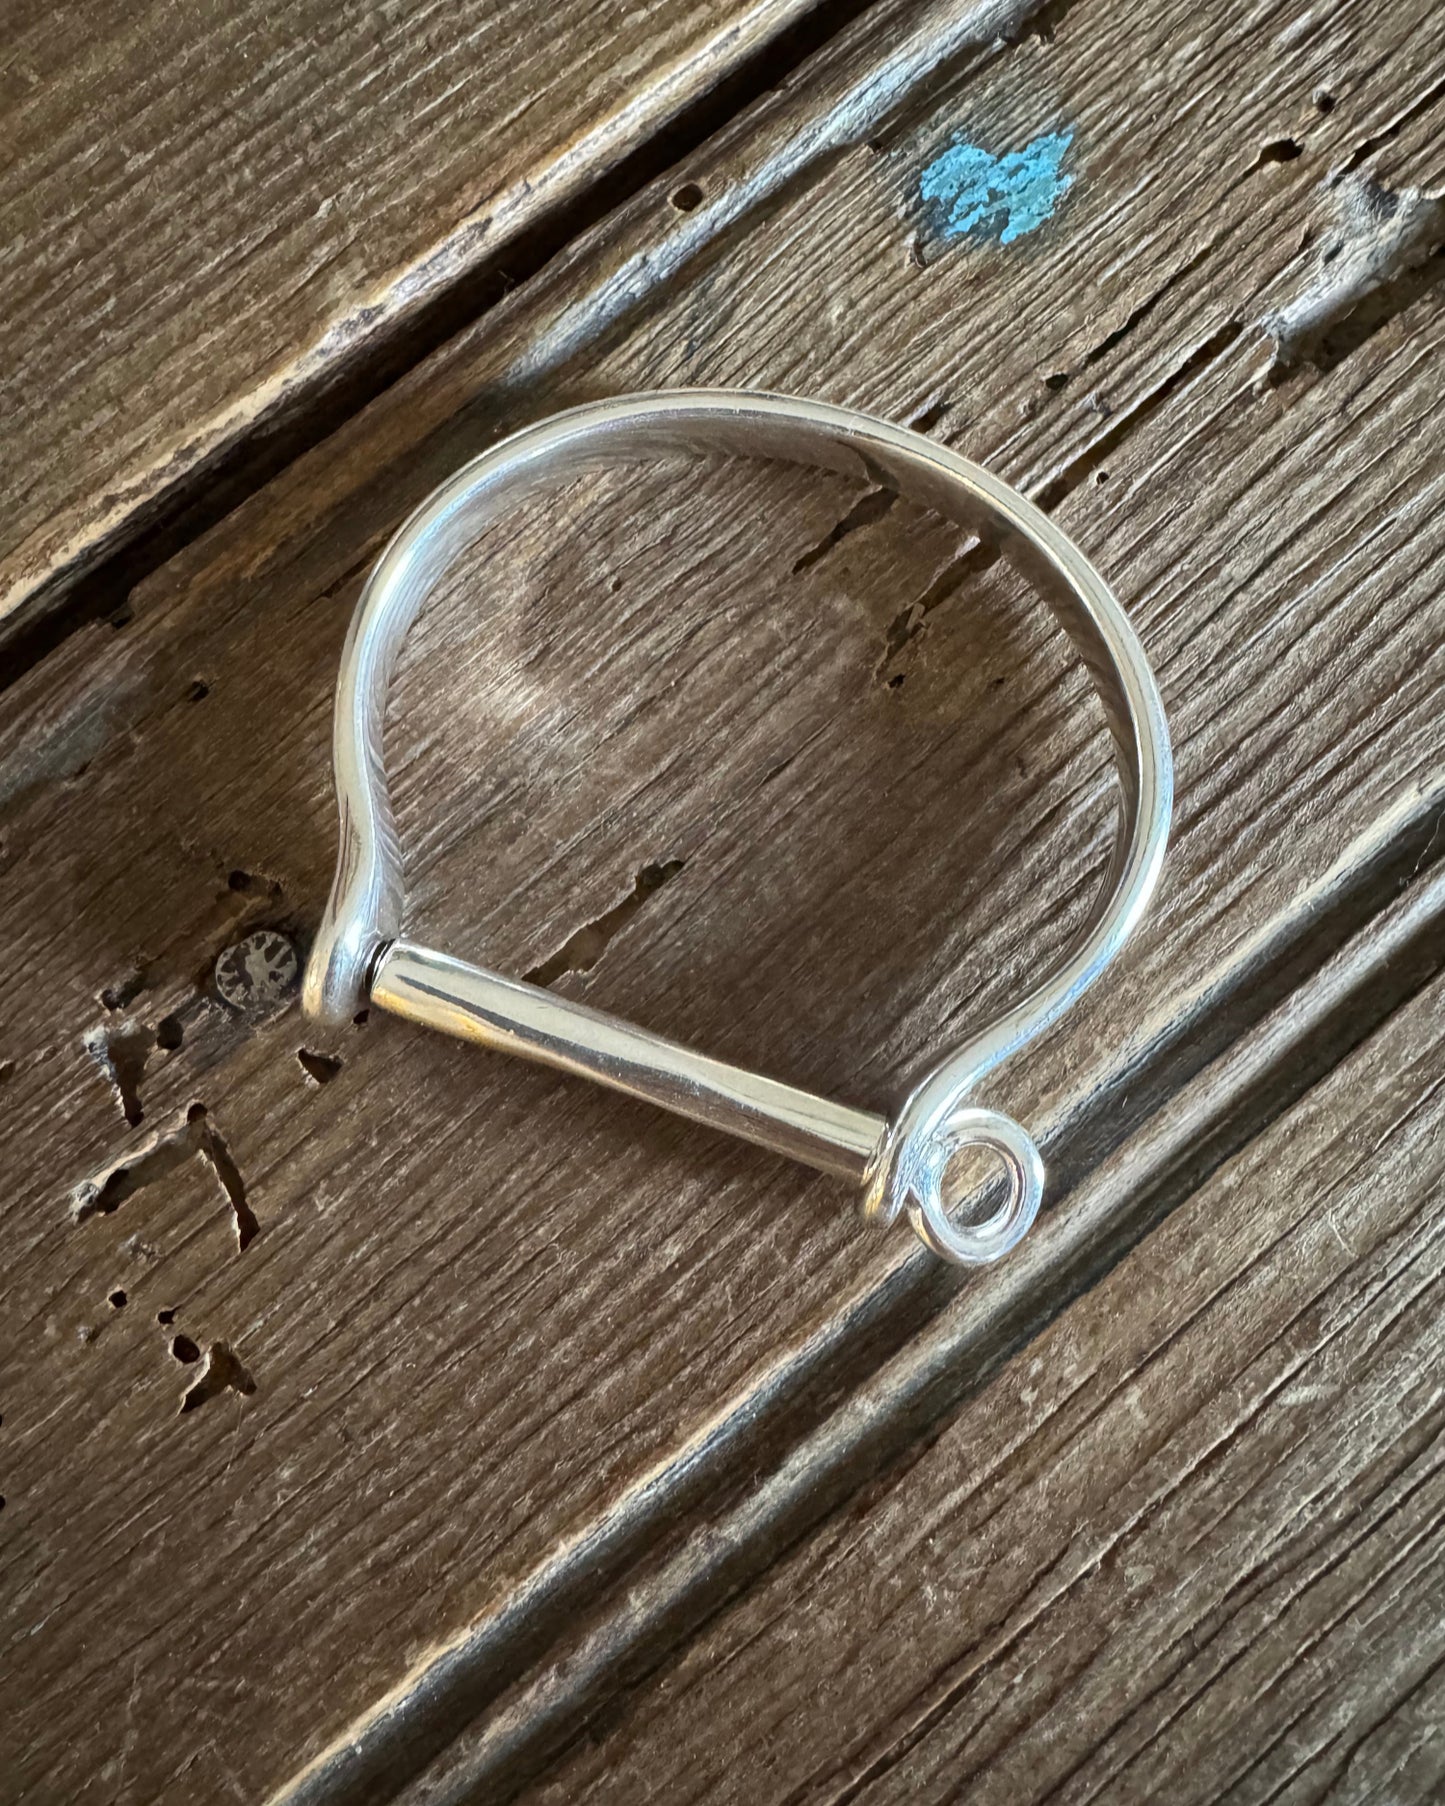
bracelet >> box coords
[303,391,1172,1266]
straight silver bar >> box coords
[371,938,889,1182]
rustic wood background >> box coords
[1,0,1441,1802]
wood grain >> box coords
[0,0,821,624]
[521,963,1445,1806]
[0,0,1442,1799]
[405,845,1445,1805]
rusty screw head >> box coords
[214,930,299,1013]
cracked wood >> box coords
[0,0,1442,1801]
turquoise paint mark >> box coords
[919,130,1074,245]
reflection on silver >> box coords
[303,390,1172,1266]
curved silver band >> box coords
[303,390,1172,1265]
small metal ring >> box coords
[903,1107,1044,1265]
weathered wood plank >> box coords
[516,969,1445,1806]
[403,841,1445,1804]
[0,0,823,625]
[1,0,1442,1799]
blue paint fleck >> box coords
[919,130,1074,245]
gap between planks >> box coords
[259,67,1445,1786]
[11,0,1435,700]
[0,0,893,664]
[508,909,1445,1806]
[22,201,1445,1806]
[24,193,1445,1806]
[0,0,1050,683]
[273,794,1445,1806]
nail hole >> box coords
[179,1342,256,1414]
[157,1308,175,1325]
[155,1015,184,1052]
[109,1289,127,1309]
[297,1049,343,1086]
[227,869,254,892]
[1313,89,1336,113]
[352,1009,370,1026]
[171,1334,201,1364]
[670,181,704,212]
[1254,137,1302,167]
[188,680,210,702]
[1044,371,1071,392]
[100,971,145,1012]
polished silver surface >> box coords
[373,940,887,1179]
[303,389,1173,1266]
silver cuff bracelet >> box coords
[303,390,1172,1267]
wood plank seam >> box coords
[211,66,1445,1806]
[264,513,1445,1776]
[817,1293,1445,1804]
[6,0,1436,708]
[273,816,1445,1806]
[8,130,1430,1379]
[391,859,1445,1806]
[1,0,1116,692]
[0,0,895,657]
